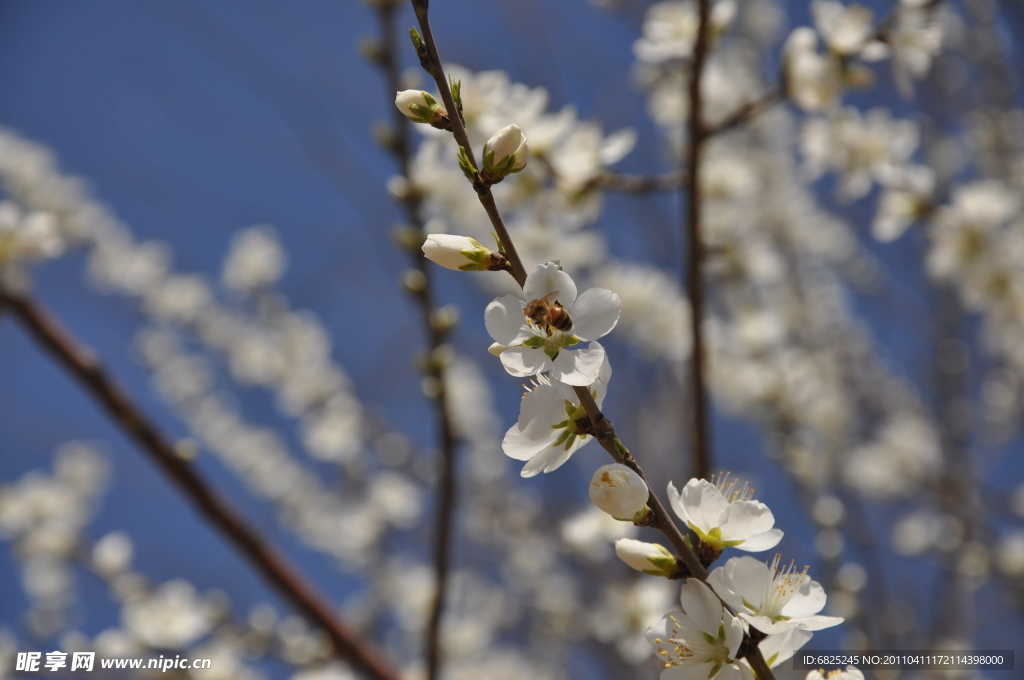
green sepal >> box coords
[628,506,651,524]
[421,91,440,110]
[483,148,497,173]
[562,335,580,347]
[708,661,723,679]
[490,231,505,253]
[544,348,559,360]
[562,433,577,451]
[406,103,435,123]
[646,553,677,576]
[702,631,717,646]
[564,400,576,417]
[456,147,477,181]
[448,76,462,108]
[522,336,546,348]
[552,429,571,448]
[551,419,569,429]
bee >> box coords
[524,291,573,332]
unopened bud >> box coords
[614,538,678,577]
[482,124,529,180]
[422,234,500,272]
[590,463,650,521]
[395,89,444,126]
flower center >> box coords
[711,471,756,502]
[754,554,810,620]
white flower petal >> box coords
[523,262,577,308]
[667,480,692,526]
[680,478,731,534]
[734,528,784,552]
[720,500,777,542]
[758,627,813,667]
[485,295,529,344]
[517,382,565,438]
[551,347,605,386]
[678,579,723,635]
[519,439,583,477]
[781,579,827,618]
[789,614,844,631]
[569,287,622,341]
[499,346,552,377]
[709,556,769,610]
[501,423,556,461]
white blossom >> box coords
[634,0,737,64]
[645,579,750,680]
[872,165,934,242]
[421,234,498,271]
[667,475,783,552]
[501,351,611,476]
[395,89,443,125]
[122,579,216,649]
[222,225,286,292]
[708,555,844,634]
[482,124,529,177]
[589,463,649,521]
[485,263,620,385]
[614,539,677,577]
[783,28,843,113]
[812,0,875,56]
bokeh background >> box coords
[1,1,1023,678]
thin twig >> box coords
[409,0,527,287]
[372,4,460,680]
[705,86,786,137]
[406,4,775,676]
[684,0,713,482]
[0,289,401,680]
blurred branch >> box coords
[683,0,713,482]
[0,289,401,680]
[592,170,685,193]
[406,3,776,676]
[705,86,786,137]
[370,4,461,680]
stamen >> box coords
[712,471,756,502]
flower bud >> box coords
[395,89,443,125]
[614,538,678,577]
[482,124,529,177]
[589,463,649,521]
[422,234,499,272]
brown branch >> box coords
[705,86,786,137]
[406,4,776,677]
[593,170,685,193]
[0,289,401,680]
[372,4,460,680]
[683,0,714,482]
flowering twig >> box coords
[0,289,401,680]
[371,4,461,680]
[683,0,714,482]
[408,0,528,287]
[406,4,777,677]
